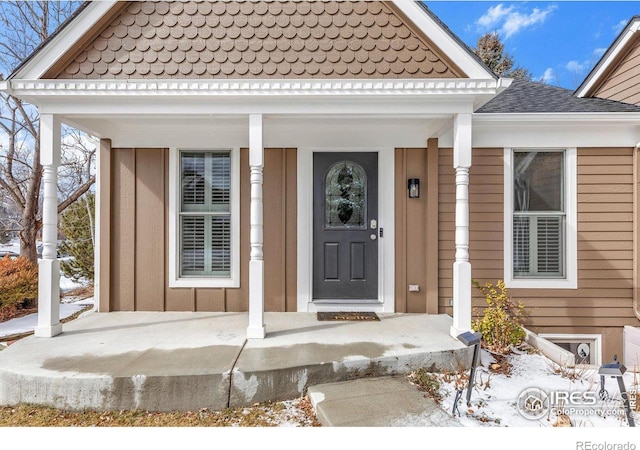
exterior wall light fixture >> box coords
[408,178,420,198]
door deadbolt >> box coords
[370,219,377,229]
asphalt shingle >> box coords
[477,80,640,113]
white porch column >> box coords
[247,114,266,339]
[35,114,62,338]
[451,113,473,338]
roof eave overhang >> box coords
[398,0,496,80]
[474,112,640,123]
[10,0,120,80]
[575,17,640,98]
[3,78,506,114]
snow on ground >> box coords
[437,349,639,427]
[0,238,93,339]
[0,299,93,339]
[0,240,19,254]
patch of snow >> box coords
[0,242,19,254]
[59,272,88,292]
[0,297,94,338]
[437,351,639,427]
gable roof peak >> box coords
[10,0,497,82]
[575,15,640,98]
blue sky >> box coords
[425,1,640,89]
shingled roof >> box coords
[477,80,640,113]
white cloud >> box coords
[540,68,554,83]
[501,5,558,38]
[476,4,557,38]
[477,4,514,29]
[566,60,586,73]
[613,19,628,34]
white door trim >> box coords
[297,147,395,313]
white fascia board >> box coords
[40,99,475,117]
[467,114,640,148]
[474,112,640,123]
[576,19,640,98]
[392,1,495,80]
[11,1,118,80]
[9,78,503,115]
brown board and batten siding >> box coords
[593,35,640,105]
[103,147,297,313]
[394,141,439,314]
[438,147,640,360]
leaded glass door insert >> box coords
[324,162,367,229]
[313,152,378,300]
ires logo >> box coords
[516,387,635,421]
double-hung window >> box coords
[169,149,240,288]
[504,148,577,289]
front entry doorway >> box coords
[312,152,379,301]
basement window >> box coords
[540,334,602,366]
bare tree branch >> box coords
[57,175,95,213]
[0,1,88,262]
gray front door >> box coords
[313,152,378,300]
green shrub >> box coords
[472,280,527,354]
[60,193,94,283]
[0,256,38,311]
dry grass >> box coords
[0,397,321,427]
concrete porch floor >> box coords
[0,312,470,412]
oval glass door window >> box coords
[324,161,367,229]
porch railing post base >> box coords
[35,259,62,338]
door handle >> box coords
[370,233,377,241]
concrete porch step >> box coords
[308,376,461,426]
[0,312,470,412]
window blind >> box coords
[179,151,231,277]
[536,216,562,275]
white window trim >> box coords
[539,333,602,366]
[168,147,240,288]
[503,148,577,289]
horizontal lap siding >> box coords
[594,37,640,105]
[438,147,638,359]
[109,147,297,312]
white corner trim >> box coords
[12,1,118,80]
[94,136,102,312]
[503,148,577,289]
[168,147,240,289]
[392,1,495,80]
[576,19,640,98]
